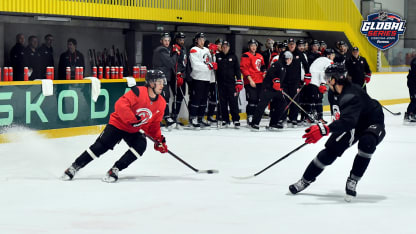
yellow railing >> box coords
[0,0,377,70]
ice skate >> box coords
[164,117,175,131]
[249,124,260,132]
[287,120,297,128]
[207,116,217,124]
[190,118,201,130]
[199,119,211,129]
[175,121,184,130]
[102,167,119,183]
[220,121,230,128]
[344,176,358,202]
[233,121,241,129]
[61,164,79,181]
[289,178,312,194]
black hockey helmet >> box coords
[160,32,171,40]
[145,69,167,86]
[323,48,335,56]
[319,40,327,46]
[324,63,348,84]
[174,32,186,39]
[194,32,206,41]
[338,40,347,46]
[273,41,280,48]
[215,38,224,45]
[247,38,258,47]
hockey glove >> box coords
[319,83,327,94]
[302,122,329,144]
[172,44,181,55]
[208,62,218,71]
[364,73,371,83]
[304,73,312,85]
[272,78,282,91]
[131,115,143,127]
[154,135,168,153]
[176,73,184,87]
[235,79,243,93]
[208,43,218,54]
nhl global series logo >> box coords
[360,11,406,50]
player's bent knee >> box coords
[315,149,337,168]
[358,134,377,156]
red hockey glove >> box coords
[235,79,243,93]
[304,73,311,85]
[172,44,181,55]
[208,43,218,54]
[131,115,143,127]
[302,122,329,144]
[272,78,282,91]
[319,83,327,94]
[176,73,184,87]
[208,62,218,70]
[154,135,168,153]
[364,73,371,83]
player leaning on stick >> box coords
[62,70,169,183]
[289,63,386,202]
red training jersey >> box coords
[109,86,166,141]
[240,52,265,85]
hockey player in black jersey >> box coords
[250,51,293,130]
[289,63,386,202]
[404,57,416,123]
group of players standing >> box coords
[151,32,373,131]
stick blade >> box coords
[197,169,219,174]
[231,175,255,180]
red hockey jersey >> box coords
[109,86,166,141]
[240,52,265,85]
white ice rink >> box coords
[1,103,415,234]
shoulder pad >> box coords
[190,49,197,53]
[339,93,356,107]
[131,86,140,97]
[242,54,249,58]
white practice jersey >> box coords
[189,46,215,82]
[309,56,333,87]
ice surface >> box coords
[0,104,415,234]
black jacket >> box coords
[215,51,241,87]
[261,49,273,69]
[152,45,177,81]
[9,43,25,81]
[328,83,384,134]
[307,51,321,66]
[39,44,54,79]
[346,55,371,87]
[282,49,309,87]
[58,50,85,79]
[263,60,287,91]
[23,47,42,80]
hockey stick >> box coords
[282,91,318,123]
[382,105,401,116]
[233,142,307,179]
[277,84,305,120]
[140,130,219,174]
[363,82,401,115]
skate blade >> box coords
[61,174,72,181]
[344,195,354,202]
[102,176,117,183]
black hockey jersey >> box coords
[328,83,384,134]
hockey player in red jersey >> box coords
[240,39,266,125]
[62,70,168,183]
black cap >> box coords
[323,48,335,56]
[215,38,223,45]
[222,40,230,46]
[194,32,206,40]
[296,39,305,45]
[288,38,296,44]
[311,40,320,46]
[338,40,347,46]
[319,40,327,46]
[273,41,280,48]
[352,47,359,51]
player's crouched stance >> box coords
[288,64,386,202]
[62,70,169,183]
